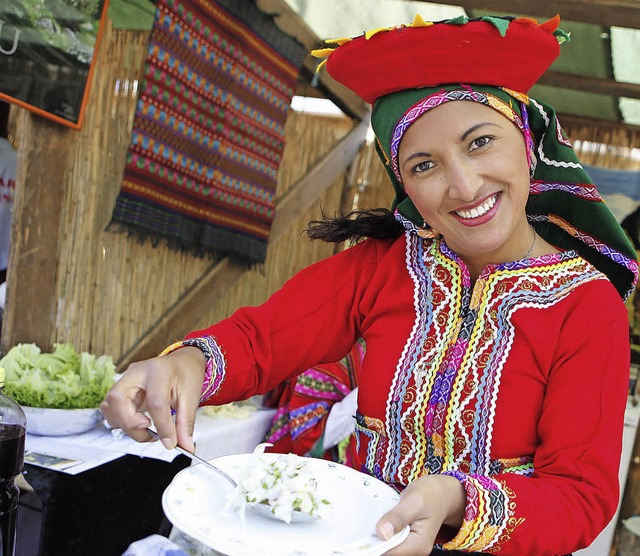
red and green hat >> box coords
[316,14,564,104]
[312,15,638,299]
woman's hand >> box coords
[100,347,206,453]
[378,474,466,555]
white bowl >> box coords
[21,406,102,436]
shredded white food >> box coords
[224,443,331,523]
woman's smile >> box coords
[453,192,500,223]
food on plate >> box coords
[225,443,331,523]
[0,343,115,409]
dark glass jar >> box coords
[0,367,26,556]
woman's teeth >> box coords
[455,194,497,219]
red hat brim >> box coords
[325,18,561,105]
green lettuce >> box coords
[0,343,116,409]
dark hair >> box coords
[621,207,640,250]
[304,208,404,243]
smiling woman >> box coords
[101,13,639,556]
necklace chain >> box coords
[523,224,537,259]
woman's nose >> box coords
[445,159,481,201]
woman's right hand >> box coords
[377,474,466,555]
[100,346,206,453]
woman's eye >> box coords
[469,136,492,151]
[412,160,434,174]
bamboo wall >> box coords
[564,124,640,171]
[6,20,354,364]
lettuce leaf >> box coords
[0,343,116,409]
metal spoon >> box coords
[146,427,237,487]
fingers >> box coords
[101,357,175,446]
[378,484,429,538]
[173,374,201,453]
[376,478,451,555]
[174,402,198,453]
[171,347,206,452]
[100,369,154,442]
[378,521,440,555]
[144,368,178,449]
[100,347,206,450]
[381,520,438,556]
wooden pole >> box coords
[416,0,640,30]
[1,111,70,353]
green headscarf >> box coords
[371,84,638,300]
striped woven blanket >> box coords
[109,0,305,264]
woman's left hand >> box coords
[377,474,466,555]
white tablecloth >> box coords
[24,407,276,475]
[192,408,276,461]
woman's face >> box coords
[398,100,532,268]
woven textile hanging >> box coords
[108,0,306,264]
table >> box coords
[16,408,276,556]
[21,454,190,555]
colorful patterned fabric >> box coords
[356,232,601,481]
[358,231,604,551]
[262,340,364,458]
[108,0,305,264]
[161,335,225,402]
[388,88,528,182]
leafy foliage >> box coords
[0,343,115,408]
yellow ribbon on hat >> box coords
[311,14,434,71]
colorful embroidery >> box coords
[488,456,534,476]
[267,401,330,443]
[354,413,390,484]
[529,180,602,202]
[529,98,582,169]
[263,341,362,457]
[265,369,351,445]
[161,335,227,402]
[356,232,607,550]
[439,471,525,552]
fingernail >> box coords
[379,521,394,541]
[161,437,175,450]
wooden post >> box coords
[1,111,70,353]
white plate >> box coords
[163,453,410,556]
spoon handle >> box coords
[146,427,238,487]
